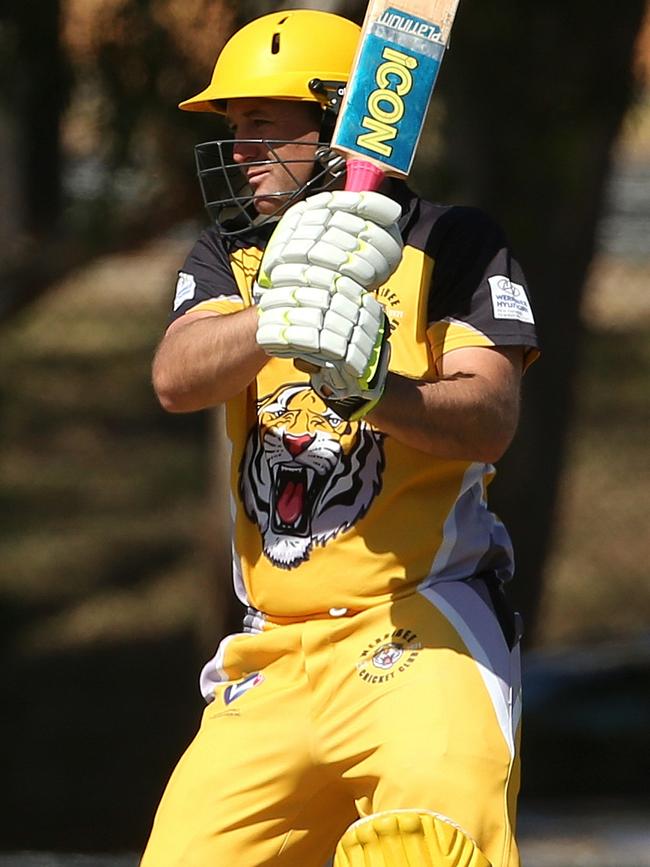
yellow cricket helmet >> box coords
[179,9,361,113]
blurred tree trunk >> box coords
[0,0,74,318]
[0,106,21,252]
[0,0,232,321]
[9,0,69,234]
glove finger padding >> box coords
[257,281,351,360]
[302,190,402,227]
[256,190,403,294]
[326,211,403,277]
[256,276,387,373]
[255,200,309,288]
[341,294,385,378]
[256,284,333,356]
[310,312,391,422]
[268,265,366,308]
[258,285,331,312]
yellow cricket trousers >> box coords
[140,578,521,866]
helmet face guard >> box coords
[178,11,361,234]
[194,137,346,236]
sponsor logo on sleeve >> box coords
[488,276,535,324]
[173,271,196,311]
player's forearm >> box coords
[367,371,520,463]
[153,307,267,412]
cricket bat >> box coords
[331,0,461,192]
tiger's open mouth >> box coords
[271,465,322,537]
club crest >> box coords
[356,627,421,684]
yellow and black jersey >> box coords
[170,183,539,620]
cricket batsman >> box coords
[140,8,539,866]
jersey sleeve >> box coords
[169,228,245,323]
[425,207,539,370]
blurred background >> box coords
[1,1,649,864]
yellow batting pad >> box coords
[333,810,491,867]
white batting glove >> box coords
[256,266,386,372]
[255,189,401,402]
[257,190,403,292]
[310,314,391,421]
[252,203,307,305]
[255,191,402,373]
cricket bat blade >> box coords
[332,0,461,192]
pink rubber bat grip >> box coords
[344,159,386,192]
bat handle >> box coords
[344,159,386,192]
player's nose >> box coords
[232,140,264,163]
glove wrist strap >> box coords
[321,390,383,422]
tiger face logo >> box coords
[239,383,385,569]
[372,643,404,670]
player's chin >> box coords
[253,191,301,216]
[253,197,282,215]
